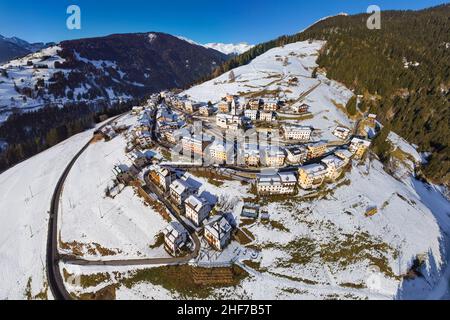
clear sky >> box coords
[0,0,447,44]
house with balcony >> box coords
[204,216,233,251]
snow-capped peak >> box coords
[175,35,254,56]
[203,42,254,56]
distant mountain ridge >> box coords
[0,32,229,123]
[0,34,51,63]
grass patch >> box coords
[120,265,248,299]
[63,269,112,289]
[319,232,399,279]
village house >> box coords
[264,147,286,167]
[169,179,198,207]
[334,149,353,164]
[285,146,308,164]
[199,104,214,117]
[281,125,312,141]
[112,165,133,184]
[181,135,211,157]
[292,103,310,113]
[247,98,261,110]
[185,101,203,113]
[244,109,259,121]
[163,221,188,256]
[256,171,297,195]
[259,111,275,122]
[349,137,371,159]
[163,127,190,145]
[263,99,279,111]
[209,141,233,164]
[127,150,151,168]
[204,216,233,251]
[100,125,117,141]
[243,147,260,167]
[332,126,351,140]
[225,94,237,103]
[185,195,212,226]
[307,142,328,159]
[216,114,244,130]
[131,106,144,115]
[149,165,177,191]
[367,114,377,127]
[217,101,231,113]
[321,155,348,181]
[297,163,328,189]
[136,130,152,149]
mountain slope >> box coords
[0,34,49,63]
[204,4,450,186]
[0,32,228,123]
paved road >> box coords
[46,113,131,300]
[47,110,201,299]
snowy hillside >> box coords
[0,126,97,299]
[184,40,354,141]
[0,32,228,123]
[0,39,449,301]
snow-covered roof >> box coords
[205,216,232,240]
[163,221,187,244]
[257,171,297,186]
[185,194,210,213]
[350,137,371,147]
[299,163,327,176]
[170,179,191,195]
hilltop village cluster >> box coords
[100,90,377,257]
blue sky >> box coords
[0,0,447,44]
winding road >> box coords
[46,112,200,300]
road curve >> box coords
[46,112,202,299]
[46,114,127,300]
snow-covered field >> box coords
[0,39,449,300]
[59,114,169,259]
[184,40,354,141]
[0,126,95,299]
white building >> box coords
[216,113,243,130]
[332,126,351,140]
[282,125,312,141]
[285,146,308,164]
[256,172,297,195]
[169,179,197,207]
[349,137,371,159]
[204,216,232,251]
[136,131,152,148]
[244,109,259,121]
[185,195,211,226]
[163,221,188,256]
[259,111,275,122]
[263,99,279,111]
[321,155,348,181]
